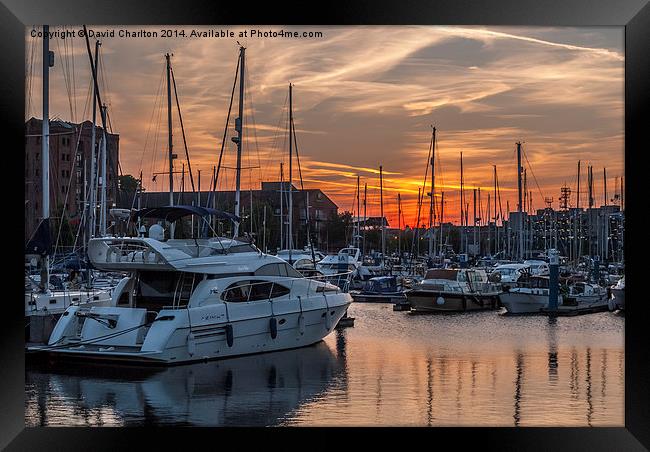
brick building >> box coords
[25,117,119,240]
[134,181,338,251]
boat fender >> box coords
[225,324,234,347]
[105,247,114,262]
[607,298,616,312]
[436,296,445,305]
[298,313,305,335]
[270,317,278,339]
[186,333,196,356]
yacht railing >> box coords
[101,238,258,265]
[25,285,114,314]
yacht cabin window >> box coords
[221,280,291,302]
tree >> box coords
[118,174,140,208]
[324,211,352,251]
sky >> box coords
[25,25,624,228]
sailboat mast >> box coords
[493,165,497,257]
[280,162,284,250]
[516,141,523,260]
[380,165,385,261]
[428,127,436,257]
[473,188,477,256]
[233,46,245,238]
[288,83,293,259]
[356,174,360,249]
[517,142,523,212]
[603,168,607,206]
[363,182,367,257]
[165,53,176,238]
[99,104,107,236]
[89,41,100,239]
[397,193,402,259]
[460,152,464,253]
[166,53,174,207]
[576,160,581,263]
[439,191,444,256]
[40,25,51,293]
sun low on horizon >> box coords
[25,25,624,228]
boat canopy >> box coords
[424,269,459,281]
[130,205,240,223]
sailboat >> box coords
[275,83,325,273]
[28,45,352,364]
[25,26,113,344]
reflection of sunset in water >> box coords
[25,306,623,427]
[284,306,624,426]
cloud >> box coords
[26,25,624,225]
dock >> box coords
[335,315,355,328]
[393,300,411,311]
[540,304,609,317]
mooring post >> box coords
[592,255,600,283]
[548,248,559,311]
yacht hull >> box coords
[611,288,625,310]
[28,297,351,365]
[499,292,557,314]
[350,292,406,304]
[406,290,500,313]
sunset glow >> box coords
[26,25,624,227]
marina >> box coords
[23,25,625,428]
[26,304,624,427]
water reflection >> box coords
[26,306,624,426]
[513,351,524,426]
[25,342,342,426]
[547,317,559,385]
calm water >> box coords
[25,305,624,426]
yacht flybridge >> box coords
[28,206,352,364]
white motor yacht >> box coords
[489,263,531,289]
[276,248,325,270]
[316,247,362,276]
[523,260,550,276]
[27,206,352,365]
[609,276,625,310]
[564,281,609,309]
[499,275,563,314]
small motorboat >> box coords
[406,268,501,313]
[500,275,563,314]
[609,276,625,311]
[350,276,407,304]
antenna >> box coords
[560,184,571,211]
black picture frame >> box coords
[2,0,648,449]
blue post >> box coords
[592,255,600,283]
[548,249,559,311]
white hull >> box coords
[500,291,562,314]
[610,288,625,310]
[27,341,341,426]
[29,294,351,365]
[25,289,113,317]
